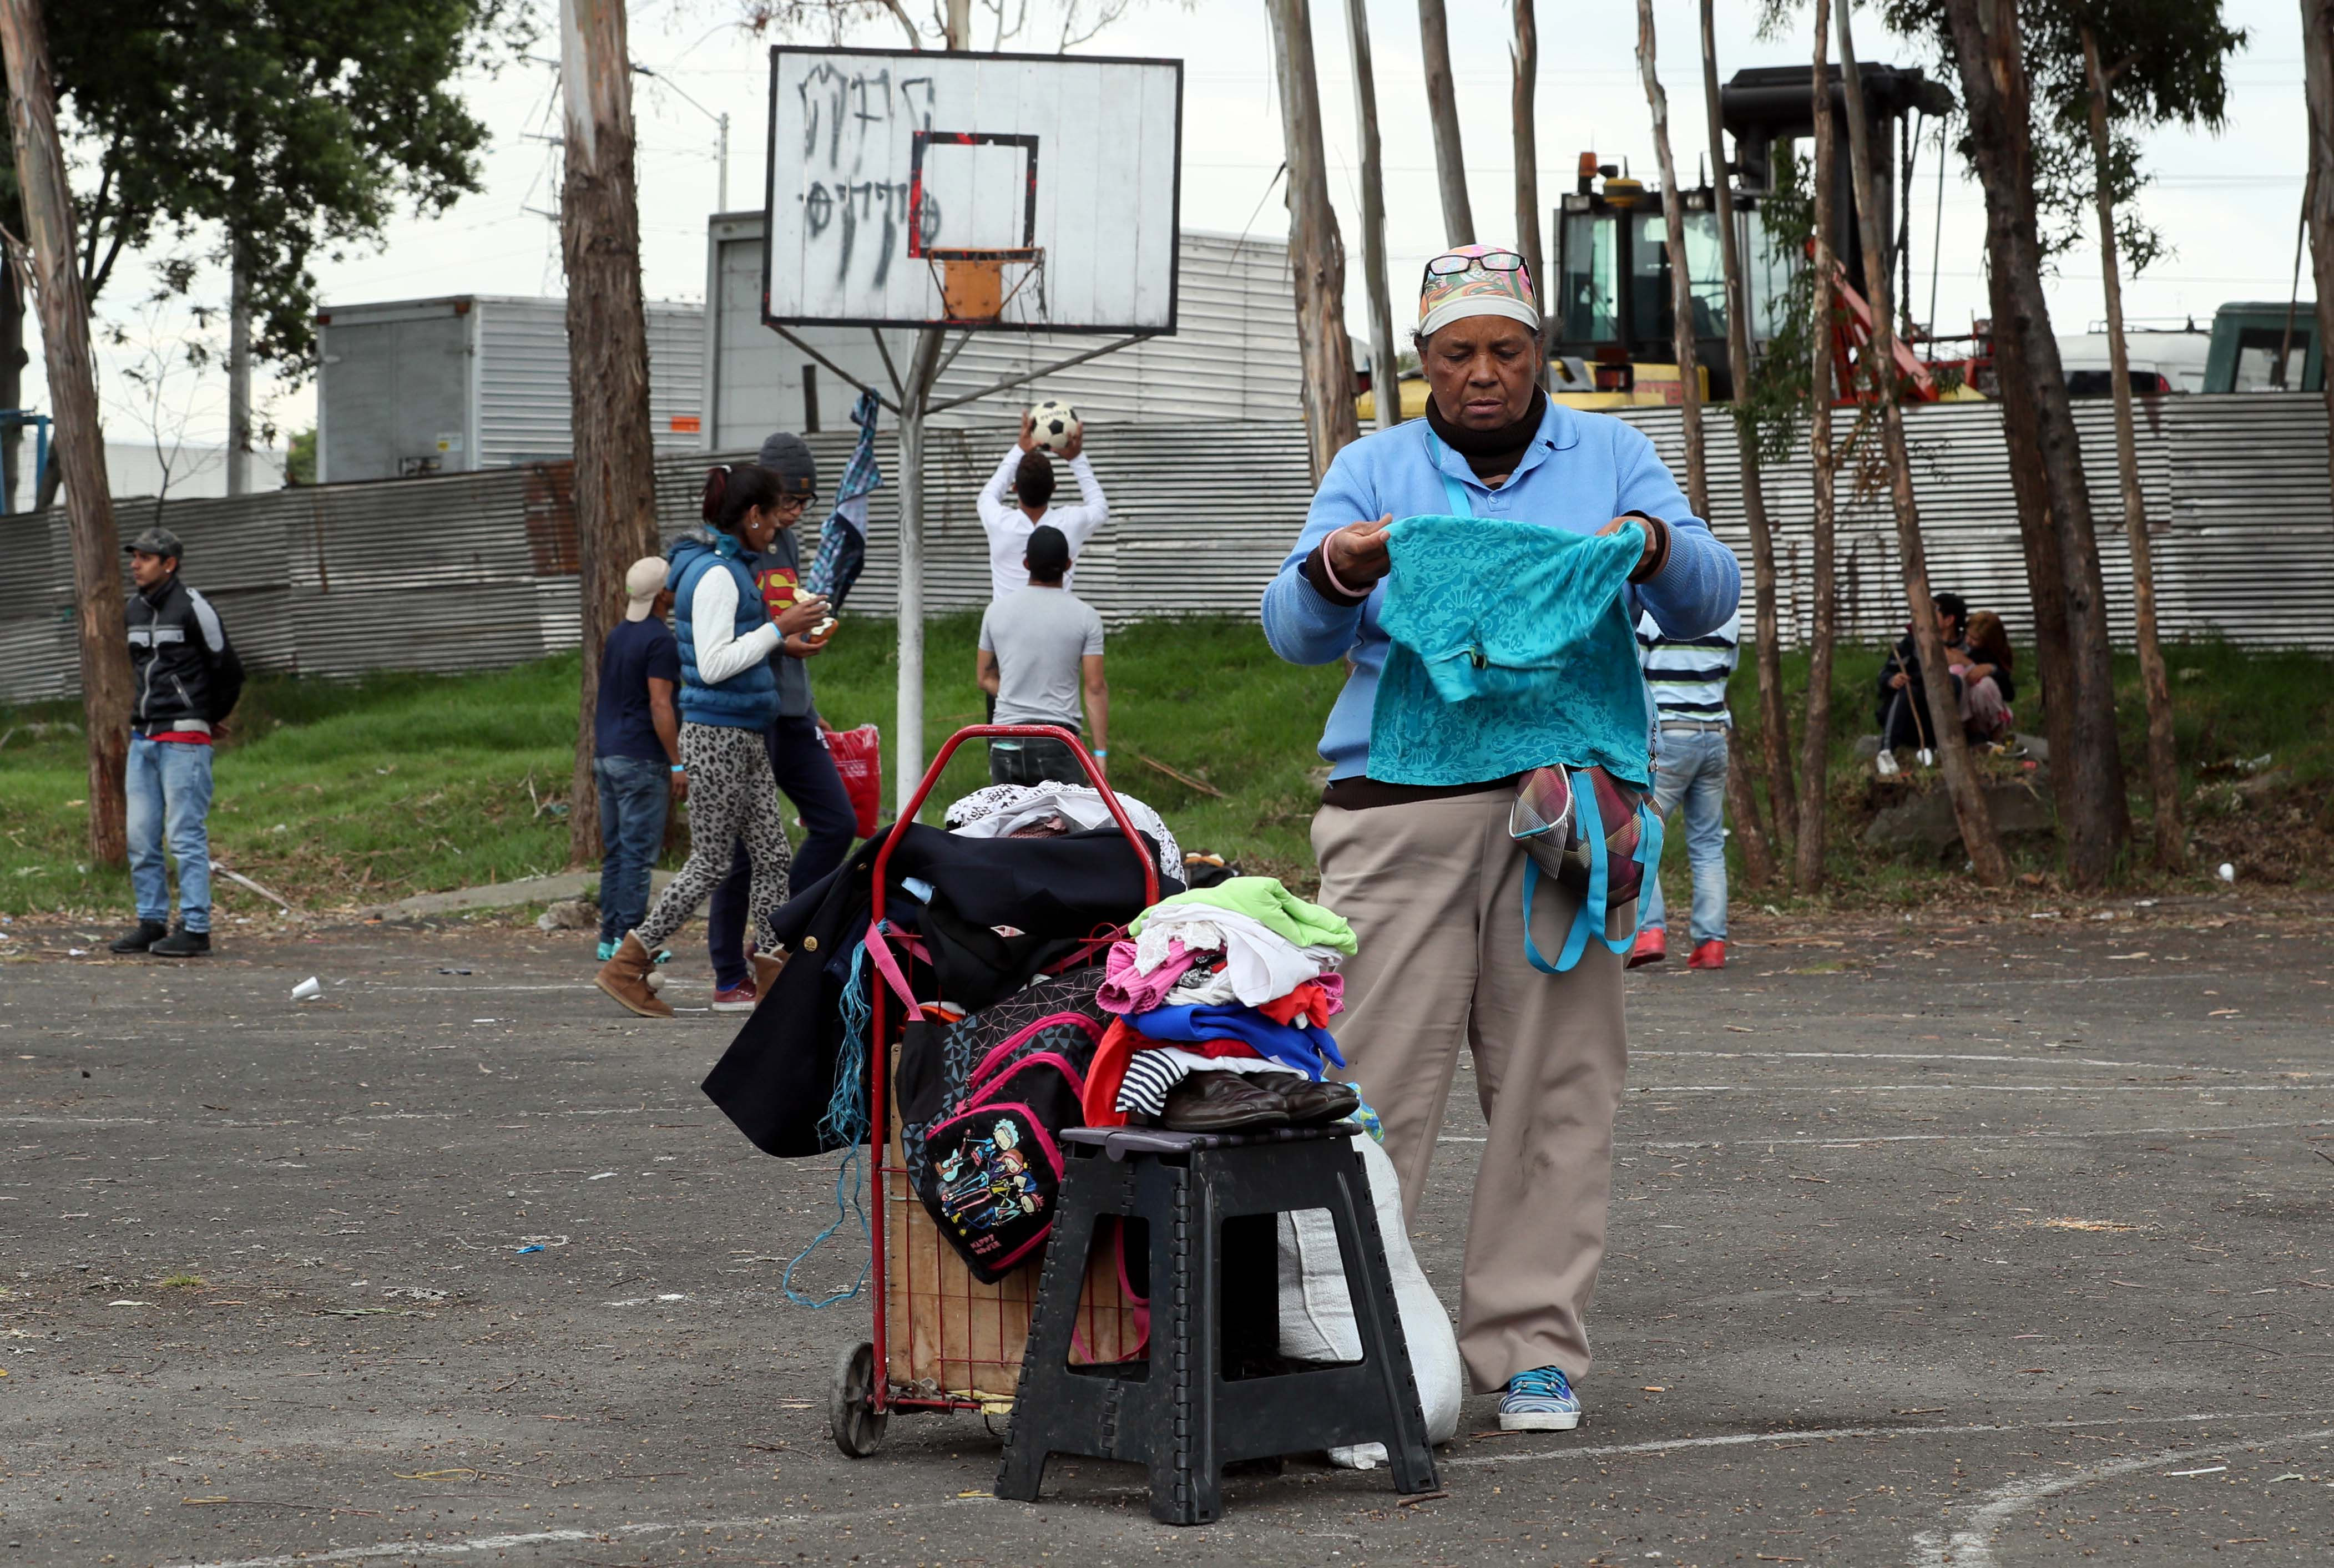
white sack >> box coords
[1276,1132,1462,1467]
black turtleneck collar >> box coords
[1425,386,1549,482]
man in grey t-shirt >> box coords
[976,524,1109,787]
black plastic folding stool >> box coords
[994,1123,1439,1525]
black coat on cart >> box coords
[702,822,1169,1159]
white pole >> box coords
[717,112,730,211]
[893,327,947,815]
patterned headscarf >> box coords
[1417,243,1540,338]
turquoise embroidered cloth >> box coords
[1369,514,1652,787]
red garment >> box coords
[1081,1021,1266,1129]
[145,731,212,746]
[1258,980,1336,1031]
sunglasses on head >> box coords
[1423,249,1528,283]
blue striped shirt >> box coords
[1638,608,1740,726]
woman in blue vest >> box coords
[1260,246,1740,1433]
[596,463,832,1019]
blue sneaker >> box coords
[597,940,671,964]
[597,940,617,963]
[1498,1365,1582,1431]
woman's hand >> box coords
[1597,514,1659,576]
[1325,514,1395,591]
[774,593,831,637]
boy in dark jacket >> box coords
[109,527,245,957]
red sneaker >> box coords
[1627,929,1667,968]
[711,978,759,1014]
[1688,939,1726,970]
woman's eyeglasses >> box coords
[1423,249,1528,282]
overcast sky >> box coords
[41,0,2308,456]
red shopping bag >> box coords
[827,724,882,838]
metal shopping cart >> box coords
[829,724,1159,1458]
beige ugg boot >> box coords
[749,947,787,995]
[595,931,674,1019]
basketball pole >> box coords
[894,326,947,815]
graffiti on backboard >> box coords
[793,63,943,288]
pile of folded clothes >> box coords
[1080,876,1363,1132]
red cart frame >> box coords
[832,724,1158,1453]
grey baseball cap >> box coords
[125,526,183,559]
[756,431,817,498]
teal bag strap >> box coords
[1522,771,1666,974]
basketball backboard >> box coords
[764,47,1183,335]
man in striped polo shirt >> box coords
[1630,608,1740,970]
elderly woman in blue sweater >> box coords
[1262,245,1741,1433]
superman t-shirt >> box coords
[745,527,814,720]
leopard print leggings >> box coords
[633,722,794,953]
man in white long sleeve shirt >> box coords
[977,409,1108,603]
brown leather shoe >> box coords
[1264,1077,1360,1126]
[749,948,787,994]
[595,931,674,1019]
[1159,1071,1293,1132]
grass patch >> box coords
[3,618,2326,918]
[158,1273,207,1289]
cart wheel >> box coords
[830,1341,887,1458]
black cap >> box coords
[1025,524,1070,576]
[125,526,183,559]
[756,431,817,498]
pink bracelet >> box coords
[1318,542,1367,600]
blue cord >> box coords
[781,945,875,1308]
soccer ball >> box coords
[1029,398,1081,453]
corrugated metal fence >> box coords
[5,393,2331,702]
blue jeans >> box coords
[1639,728,1727,945]
[987,734,1084,787]
[126,735,215,933]
[596,755,673,945]
[708,714,860,989]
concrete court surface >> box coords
[2,896,2331,1567]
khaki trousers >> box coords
[1313,790,1630,1393]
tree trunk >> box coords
[1940,0,2128,888]
[1635,1,1707,516]
[1267,0,1360,482]
[2303,0,2334,484]
[1794,0,1840,893]
[1700,0,1794,846]
[1417,0,1473,244]
[0,251,23,508]
[1638,0,1771,889]
[1343,0,1402,431]
[226,242,252,496]
[1,0,131,866]
[560,0,663,867]
[2080,28,2183,872]
[1840,0,2008,886]
[1512,0,1545,377]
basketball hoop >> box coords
[927,246,1046,325]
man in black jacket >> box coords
[109,527,244,957]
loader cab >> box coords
[1550,62,1954,406]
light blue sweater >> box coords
[1260,403,1743,781]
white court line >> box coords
[1448,1405,2334,1474]
[1634,1049,2256,1074]
[358,984,597,993]
[160,1499,991,1568]
[163,1408,2334,1568]
[1614,1083,2318,1095]
[1907,1424,2334,1567]
[1440,1117,2333,1146]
